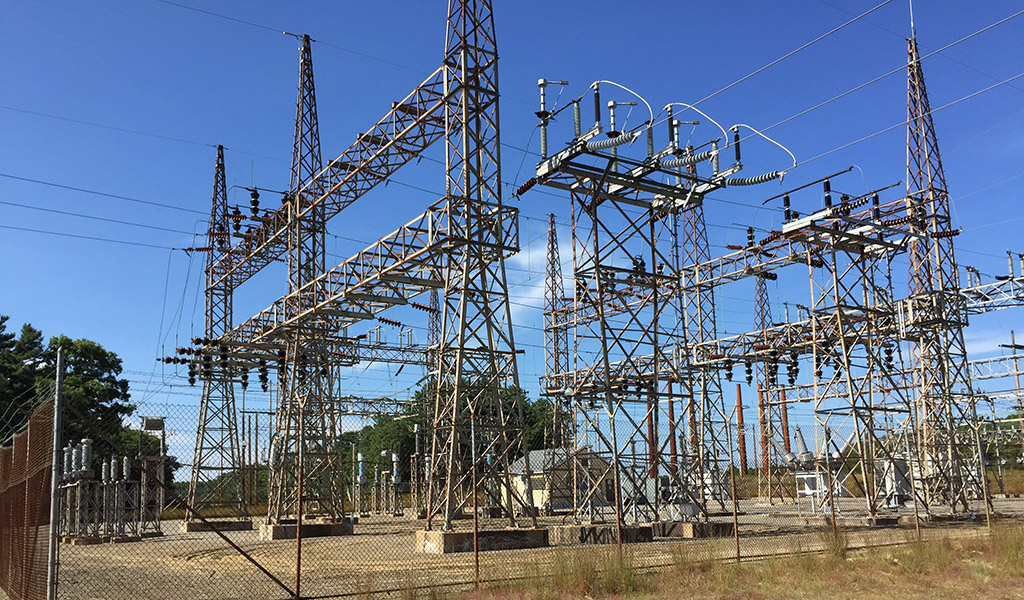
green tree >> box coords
[0,318,48,440]
[41,335,134,459]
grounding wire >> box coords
[815,0,1024,98]
[152,0,536,108]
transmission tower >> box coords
[266,33,347,525]
[426,0,537,530]
[186,145,249,525]
[169,1,536,536]
[904,36,987,511]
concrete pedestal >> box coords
[548,524,653,546]
[650,521,734,538]
[415,528,548,554]
[182,519,254,533]
[259,520,353,540]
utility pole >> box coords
[46,347,64,600]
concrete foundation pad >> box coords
[548,524,653,546]
[67,537,105,545]
[415,528,548,554]
[140,531,165,538]
[650,521,734,538]
[182,520,254,533]
[111,536,142,543]
[259,521,353,540]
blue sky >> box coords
[3,0,1024,446]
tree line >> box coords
[0,314,176,480]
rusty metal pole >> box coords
[729,466,741,563]
[780,389,792,454]
[757,384,769,476]
[667,382,678,473]
[295,404,303,600]
[647,389,657,478]
[1013,331,1023,434]
[736,384,747,476]
[471,412,479,588]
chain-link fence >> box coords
[0,383,55,600]
[4,373,1021,600]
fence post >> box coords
[47,347,65,600]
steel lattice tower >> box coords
[267,34,346,524]
[752,273,794,504]
[905,36,986,511]
[186,145,249,522]
[679,174,732,513]
[426,0,537,529]
[543,213,570,446]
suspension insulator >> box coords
[584,130,639,151]
[516,177,537,196]
[659,150,714,169]
[726,171,781,186]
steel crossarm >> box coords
[211,68,450,290]
[220,198,518,346]
[964,277,1024,315]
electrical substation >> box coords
[160,0,1024,553]
[4,1,1024,599]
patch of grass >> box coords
[499,547,650,599]
[468,522,1024,600]
[884,536,957,575]
[991,523,1024,576]
[988,466,1024,495]
[819,523,849,559]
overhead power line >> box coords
[0,172,206,215]
[154,0,426,74]
[0,200,198,236]
[743,7,1024,144]
[691,0,892,107]
[0,224,180,250]
[796,70,1024,167]
[0,105,282,162]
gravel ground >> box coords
[49,496,1022,600]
